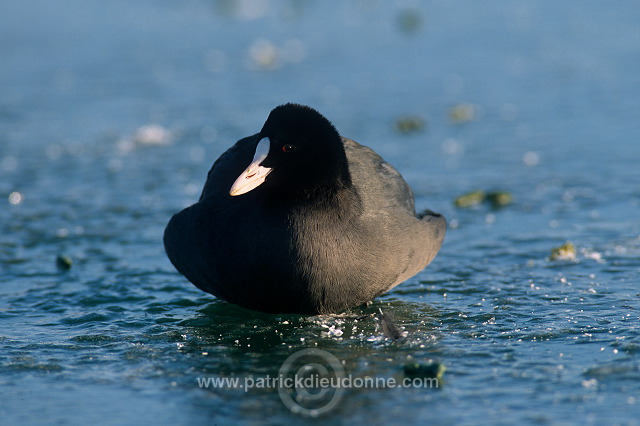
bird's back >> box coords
[341,138,446,291]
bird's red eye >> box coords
[282,144,295,153]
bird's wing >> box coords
[199,134,260,201]
[342,137,416,214]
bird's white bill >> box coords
[229,137,273,196]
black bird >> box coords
[164,104,445,314]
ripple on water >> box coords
[5,357,64,373]
[70,334,121,343]
[61,313,112,325]
[584,361,640,381]
[1,1,640,423]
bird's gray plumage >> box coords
[164,104,445,314]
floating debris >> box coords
[56,255,73,271]
[550,242,577,261]
[449,103,476,123]
[403,360,445,380]
[8,191,23,205]
[397,9,423,35]
[454,190,486,208]
[581,248,604,263]
[454,190,513,209]
[486,191,513,208]
[248,38,279,70]
[395,116,426,134]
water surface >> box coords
[2,1,640,424]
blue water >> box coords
[2,1,640,424]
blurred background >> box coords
[4,0,638,182]
[2,1,640,424]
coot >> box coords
[164,104,445,314]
